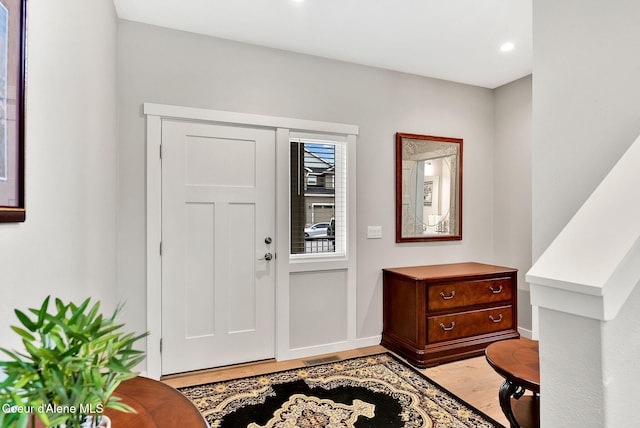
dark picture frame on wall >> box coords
[0,0,26,223]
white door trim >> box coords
[144,103,358,379]
[146,114,163,380]
[144,103,359,136]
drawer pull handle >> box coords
[439,291,456,300]
[489,285,503,294]
[439,322,456,331]
[489,314,504,323]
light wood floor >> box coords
[163,345,510,426]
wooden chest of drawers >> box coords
[381,262,519,367]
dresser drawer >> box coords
[427,277,513,311]
[427,306,513,342]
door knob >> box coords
[265,237,273,244]
[263,252,273,261]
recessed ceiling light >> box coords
[500,42,515,53]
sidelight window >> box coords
[290,134,346,257]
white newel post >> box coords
[527,134,640,427]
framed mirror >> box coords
[395,133,462,242]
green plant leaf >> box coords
[0,348,23,363]
[0,409,31,428]
[106,395,137,414]
[10,326,36,342]
[23,341,44,360]
[68,297,91,326]
[36,295,51,329]
[14,309,36,332]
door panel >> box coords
[161,120,275,375]
[185,135,255,186]
[227,202,257,333]
[184,202,215,339]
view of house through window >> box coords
[290,136,346,256]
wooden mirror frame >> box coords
[395,133,463,242]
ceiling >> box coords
[113,0,532,89]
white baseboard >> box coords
[277,341,355,362]
[518,326,533,339]
[355,335,382,348]
[276,335,382,362]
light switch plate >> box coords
[367,226,382,239]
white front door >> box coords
[161,120,276,375]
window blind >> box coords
[290,136,346,257]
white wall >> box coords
[493,75,533,334]
[117,21,502,361]
[533,0,640,259]
[602,274,640,426]
[0,0,119,350]
[533,0,640,425]
[519,127,640,425]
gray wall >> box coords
[0,10,534,363]
[533,0,640,259]
[0,0,119,349]
[117,20,517,349]
[494,76,533,333]
[533,0,640,424]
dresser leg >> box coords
[499,379,525,428]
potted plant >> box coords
[0,296,147,427]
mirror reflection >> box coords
[396,133,462,242]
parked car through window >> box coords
[304,222,330,238]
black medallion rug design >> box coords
[178,353,505,428]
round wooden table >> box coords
[33,377,208,428]
[107,376,208,427]
[485,339,540,428]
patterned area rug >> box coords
[179,353,504,428]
